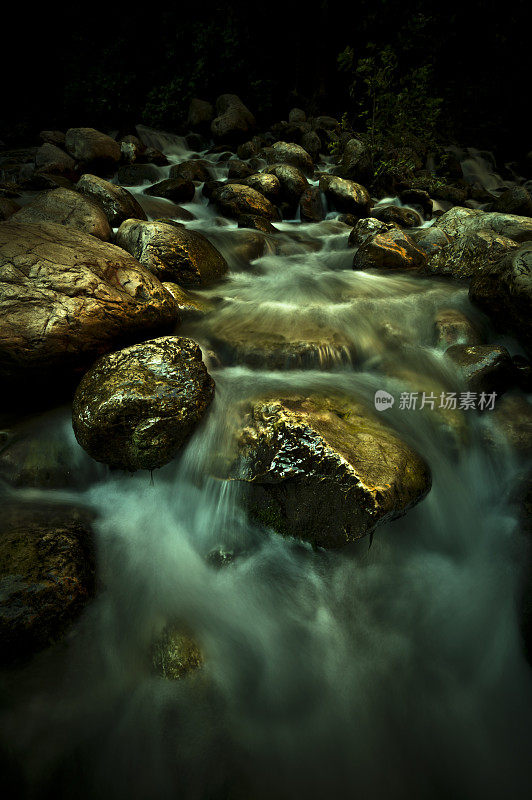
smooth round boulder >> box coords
[0,221,178,389]
[211,183,279,220]
[265,164,308,207]
[72,336,215,471]
[11,187,112,240]
[319,174,371,216]
[339,138,373,183]
[244,173,282,203]
[76,173,147,226]
[262,141,314,176]
[116,219,227,286]
[117,163,161,186]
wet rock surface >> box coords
[72,336,215,471]
[445,344,513,394]
[11,187,112,240]
[231,395,431,549]
[425,230,519,280]
[76,173,147,226]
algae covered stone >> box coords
[231,394,431,548]
[72,336,215,471]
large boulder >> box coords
[72,337,214,471]
[492,186,532,218]
[411,226,451,258]
[169,159,213,183]
[436,206,532,242]
[265,164,308,209]
[319,175,371,216]
[11,187,112,240]
[469,242,532,357]
[76,173,147,226]
[116,219,227,286]
[0,501,95,663]
[352,227,426,271]
[424,230,519,280]
[230,394,431,548]
[210,183,279,221]
[0,221,178,389]
[348,217,392,248]
[65,127,121,172]
[262,141,314,176]
[211,94,255,143]
[187,98,214,132]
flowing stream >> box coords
[2,133,532,799]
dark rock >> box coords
[348,218,392,247]
[339,138,373,183]
[116,219,227,286]
[227,160,253,180]
[469,243,532,357]
[299,186,325,223]
[76,173,147,226]
[169,159,212,183]
[39,130,66,147]
[0,197,20,220]
[117,163,161,186]
[320,175,371,216]
[371,204,422,228]
[237,215,277,234]
[0,501,95,664]
[143,147,169,166]
[35,143,76,178]
[487,395,532,453]
[300,130,321,162]
[492,186,532,218]
[445,344,513,394]
[11,187,112,240]
[231,394,431,548]
[424,230,518,280]
[65,127,121,172]
[512,355,532,393]
[288,108,307,124]
[187,98,214,132]
[244,172,282,203]
[433,309,481,348]
[411,226,450,258]
[399,188,433,218]
[144,178,195,203]
[265,164,308,208]
[72,336,214,471]
[119,134,146,164]
[211,94,255,143]
[162,283,214,319]
[0,221,178,390]
[151,624,203,680]
[262,141,314,176]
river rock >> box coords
[65,127,121,172]
[492,186,532,218]
[145,178,195,203]
[76,173,147,226]
[0,501,96,663]
[265,164,308,208]
[436,206,532,242]
[352,227,426,271]
[339,138,373,183]
[244,173,282,203]
[262,141,314,176]
[371,204,422,228]
[116,219,227,286]
[231,394,431,548]
[301,131,321,162]
[237,215,278,233]
[487,395,532,453]
[399,189,433,219]
[348,218,393,247]
[39,130,66,147]
[0,197,20,220]
[119,134,146,164]
[319,175,371,217]
[117,163,161,186]
[151,624,203,680]
[411,226,451,258]
[187,98,214,132]
[299,186,325,223]
[433,309,481,348]
[211,94,255,143]
[424,230,519,280]
[0,221,178,389]
[170,159,212,183]
[11,187,112,240]
[162,283,214,319]
[445,344,513,394]
[227,160,253,180]
[35,143,76,178]
[72,336,214,471]
[210,183,279,221]
[469,243,532,357]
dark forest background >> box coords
[2,1,528,160]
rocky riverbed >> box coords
[1,96,532,799]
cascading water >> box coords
[1,135,531,800]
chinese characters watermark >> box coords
[374,390,496,412]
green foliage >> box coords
[337,35,444,185]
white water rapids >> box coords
[1,133,531,799]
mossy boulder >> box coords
[231,394,431,548]
[72,336,215,471]
[151,624,203,680]
[116,219,227,286]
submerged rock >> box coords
[0,502,96,663]
[11,187,112,240]
[319,175,371,217]
[151,624,203,680]
[0,221,178,390]
[445,344,513,394]
[72,336,215,471]
[424,230,518,280]
[76,173,147,226]
[231,395,431,548]
[116,219,227,286]
[433,308,481,348]
[469,242,532,357]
